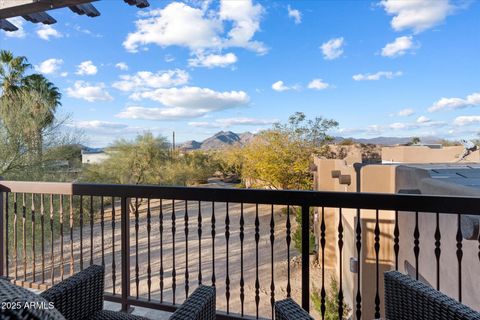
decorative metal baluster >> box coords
[320,207,326,320]
[394,210,399,271]
[355,208,361,320]
[14,193,17,279]
[413,211,420,280]
[147,198,152,300]
[374,209,380,319]
[254,203,260,319]
[172,199,176,304]
[286,205,291,298]
[22,193,26,281]
[338,208,344,319]
[31,194,36,282]
[456,214,463,302]
[225,202,230,313]
[50,194,54,284]
[111,198,116,295]
[211,201,216,287]
[270,204,275,317]
[101,197,105,267]
[90,195,94,266]
[184,200,189,299]
[69,195,74,276]
[135,198,139,298]
[434,212,441,290]
[159,199,164,302]
[79,195,83,271]
[5,192,9,278]
[60,195,64,281]
[240,203,245,316]
[42,194,47,278]
[198,201,202,285]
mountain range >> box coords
[178,131,443,151]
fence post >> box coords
[301,205,310,312]
[120,196,131,312]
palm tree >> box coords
[21,74,62,161]
[0,51,61,162]
[0,50,30,95]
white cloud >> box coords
[76,60,98,76]
[112,69,189,92]
[352,71,403,81]
[3,17,26,38]
[36,25,62,40]
[453,116,480,126]
[389,119,446,130]
[272,81,291,92]
[397,108,415,116]
[115,62,129,71]
[287,5,302,24]
[337,125,384,136]
[165,54,175,62]
[66,81,113,102]
[123,1,266,55]
[320,37,344,60]
[380,0,455,33]
[189,117,277,128]
[188,52,237,68]
[381,36,416,57]
[74,120,129,130]
[60,72,68,77]
[428,92,480,112]
[34,58,63,74]
[416,116,430,123]
[117,86,249,120]
[307,79,329,90]
[219,0,266,53]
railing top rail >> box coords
[0,180,479,215]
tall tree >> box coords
[0,51,61,161]
[22,74,62,160]
[0,50,30,94]
[241,112,338,190]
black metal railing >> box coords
[0,181,479,319]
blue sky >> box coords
[2,0,479,147]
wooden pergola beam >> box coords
[0,0,97,19]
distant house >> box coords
[81,148,109,164]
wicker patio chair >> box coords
[1,265,216,320]
[274,298,313,320]
[0,277,66,320]
[40,264,216,320]
[384,271,480,320]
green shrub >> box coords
[282,206,315,254]
[312,276,351,320]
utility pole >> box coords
[172,131,176,159]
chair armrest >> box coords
[384,271,480,320]
[40,265,105,320]
[170,285,216,320]
[275,298,313,320]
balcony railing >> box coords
[0,181,479,319]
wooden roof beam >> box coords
[0,0,97,19]
[124,0,149,9]
[0,19,18,31]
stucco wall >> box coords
[395,166,480,311]
[382,146,480,163]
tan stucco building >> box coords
[313,145,480,319]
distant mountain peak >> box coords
[179,131,253,151]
